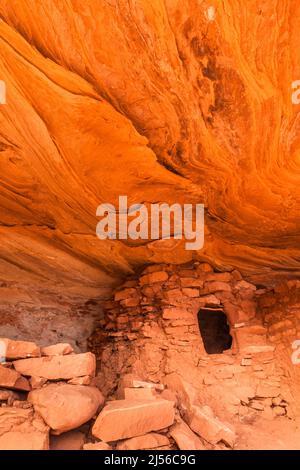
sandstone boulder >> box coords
[92,399,175,442]
[41,343,74,356]
[160,389,177,404]
[0,338,40,360]
[117,374,164,398]
[170,420,205,450]
[13,352,96,380]
[30,376,47,389]
[188,405,236,448]
[28,383,104,434]
[0,365,30,391]
[0,407,49,450]
[68,375,92,386]
[163,373,197,413]
[117,432,169,450]
[124,387,155,400]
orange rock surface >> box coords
[0,0,300,301]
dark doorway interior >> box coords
[198,307,232,354]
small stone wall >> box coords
[90,262,295,422]
[258,280,300,345]
[257,281,300,414]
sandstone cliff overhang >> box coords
[0,0,300,307]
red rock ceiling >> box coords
[1,0,300,299]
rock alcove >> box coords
[0,0,300,451]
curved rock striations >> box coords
[0,0,300,318]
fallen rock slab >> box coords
[92,399,175,442]
[163,373,197,412]
[0,364,30,391]
[0,407,49,450]
[117,433,169,450]
[41,343,74,356]
[13,352,96,380]
[188,405,236,448]
[117,374,164,398]
[119,374,160,389]
[30,376,47,389]
[0,338,40,360]
[68,376,92,386]
[170,420,205,450]
[28,383,104,434]
[124,387,155,400]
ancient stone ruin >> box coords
[1,262,300,450]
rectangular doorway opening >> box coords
[198,306,232,354]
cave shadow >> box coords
[198,306,232,354]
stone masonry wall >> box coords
[90,262,295,422]
[92,262,257,382]
[258,280,300,345]
[258,281,300,413]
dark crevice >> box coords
[198,306,232,354]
